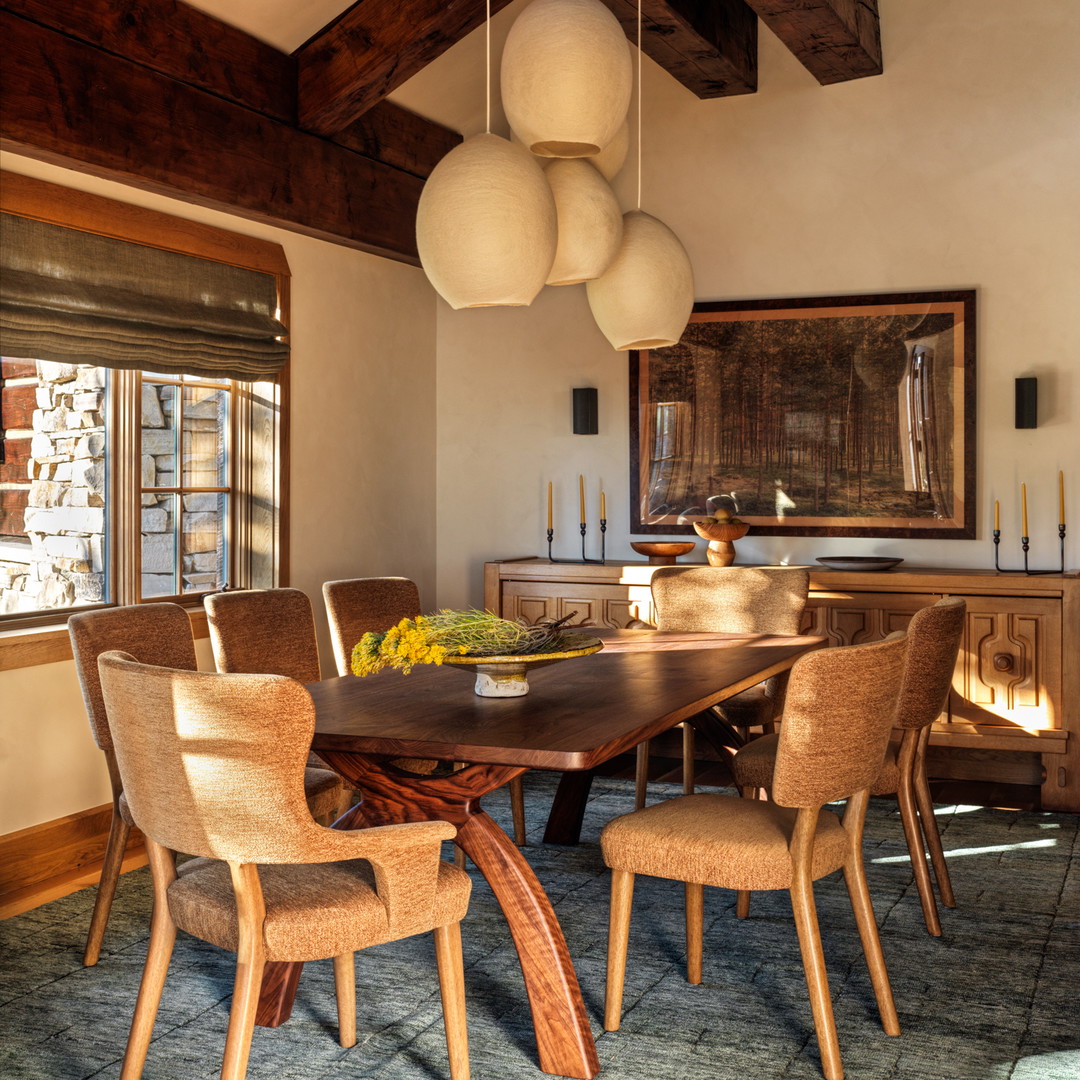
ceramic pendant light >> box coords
[545,159,623,285]
[416,132,557,309]
[586,209,694,350]
[502,0,633,158]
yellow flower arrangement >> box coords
[350,609,573,677]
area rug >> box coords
[2,774,1077,1080]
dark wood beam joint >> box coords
[599,0,758,98]
[296,0,517,136]
[744,0,882,85]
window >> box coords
[0,173,289,628]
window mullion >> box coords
[114,370,140,606]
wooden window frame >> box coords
[0,171,290,665]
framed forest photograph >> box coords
[630,290,976,538]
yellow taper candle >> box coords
[994,499,1000,531]
[1021,482,1029,536]
[547,482,553,530]
[601,490,606,520]
[579,474,586,524]
[1060,470,1066,526]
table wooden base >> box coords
[254,755,600,1080]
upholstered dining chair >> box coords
[601,634,908,1080]
[733,596,967,936]
[96,651,471,1080]
[68,603,344,967]
[323,577,527,848]
[637,565,810,807]
[204,587,351,816]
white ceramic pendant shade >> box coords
[416,133,557,309]
[586,210,694,350]
[591,119,630,180]
[501,0,633,158]
[545,159,623,285]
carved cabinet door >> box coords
[948,596,1063,733]
[801,591,938,646]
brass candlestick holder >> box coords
[993,523,1066,575]
[547,521,606,564]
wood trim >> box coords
[0,801,146,915]
[0,609,210,670]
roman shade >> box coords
[0,214,288,381]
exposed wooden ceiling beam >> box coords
[297,0,517,136]
[743,0,882,84]
[0,11,424,263]
[1,0,460,178]
[599,0,757,98]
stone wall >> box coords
[0,363,227,614]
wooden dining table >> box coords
[255,627,825,1079]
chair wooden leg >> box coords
[434,922,470,1080]
[454,845,467,870]
[842,855,900,1037]
[913,742,955,909]
[119,888,177,1080]
[634,742,649,809]
[509,775,527,846]
[735,890,751,919]
[685,882,703,984]
[84,806,131,966]
[897,777,942,936]
[222,864,267,1080]
[896,735,943,936]
[605,869,635,1031]
[333,953,357,1048]
[682,722,695,796]
[789,811,843,1080]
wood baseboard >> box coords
[0,802,145,919]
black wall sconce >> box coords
[572,387,598,434]
[1015,377,1037,428]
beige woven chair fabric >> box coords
[170,857,469,962]
[205,588,321,684]
[97,652,470,942]
[650,566,809,636]
[602,636,909,887]
[602,793,849,890]
[70,603,198,753]
[323,577,421,678]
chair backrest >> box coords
[895,597,966,730]
[650,566,810,636]
[68,603,197,752]
[771,634,908,809]
[323,577,421,677]
[205,588,321,683]
[97,651,325,863]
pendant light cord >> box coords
[486,0,492,135]
[636,0,642,210]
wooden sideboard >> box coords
[484,558,1080,812]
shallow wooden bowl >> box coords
[630,541,698,565]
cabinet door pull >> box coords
[993,653,1015,672]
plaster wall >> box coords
[430,0,1080,607]
[0,152,437,833]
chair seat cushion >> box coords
[169,857,470,962]
[734,735,900,796]
[304,766,345,820]
[601,793,849,891]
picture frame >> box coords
[630,290,976,538]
